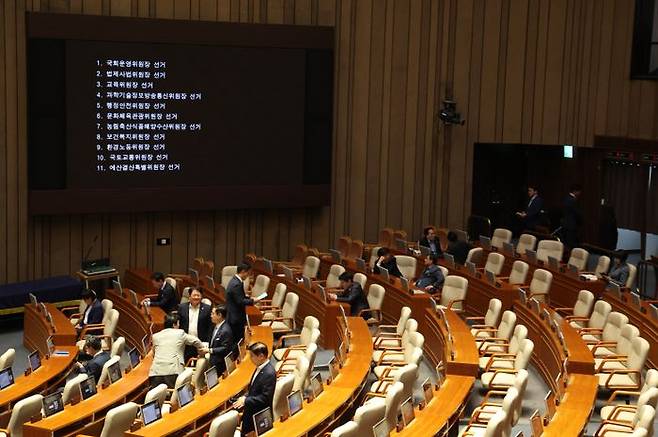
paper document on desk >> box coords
[579,274,598,282]
[53,350,70,356]
[253,292,268,302]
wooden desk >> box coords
[126,326,273,437]
[75,270,120,290]
[106,288,165,350]
[23,304,77,355]
[266,317,372,436]
[24,354,154,437]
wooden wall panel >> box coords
[1,0,658,284]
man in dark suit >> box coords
[516,185,544,231]
[225,263,254,353]
[233,342,276,436]
[418,226,442,257]
[415,254,445,293]
[146,272,178,313]
[561,184,583,250]
[446,231,471,265]
[328,272,369,318]
[208,305,233,374]
[178,287,213,363]
[75,289,104,334]
[76,336,110,382]
[373,247,403,278]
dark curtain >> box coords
[602,160,648,232]
[648,164,658,234]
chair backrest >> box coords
[252,275,270,295]
[595,256,611,276]
[466,248,484,265]
[180,287,191,304]
[627,337,650,376]
[395,307,412,336]
[438,265,449,279]
[627,263,638,289]
[7,394,43,437]
[300,316,321,344]
[348,240,364,260]
[145,383,168,407]
[529,269,553,301]
[221,266,237,289]
[330,421,359,437]
[292,355,310,392]
[516,234,537,255]
[353,397,386,436]
[0,348,15,369]
[192,357,209,392]
[111,336,125,357]
[485,253,506,276]
[399,319,419,348]
[491,228,513,249]
[514,339,534,370]
[394,255,417,279]
[484,299,503,327]
[601,312,629,342]
[281,293,300,329]
[483,410,508,437]
[536,240,564,263]
[165,277,177,290]
[508,261,529,285]
[367,284,385,311]
[511,370,529,425]
[326,264,346,289]
[272,373,295,420]
[499,387,519,428]
[302,256,321,279]
[631,404,655,434]
[304,343,318,373]
[509,325,528,355]
[104,308,120,338]
[353,273,367,290]
[383,381,405,432]
[573,290,595,319]
[192,257,204,273]
[101,299,114,324]
[498,311,517,341]
[642,369,658,393]
[170,368,194,406]
[396,363,418,400]
[62,373,88,404]
[589,300,613,329]
[369,246,381,270]
[440,276,468,311]
[337,236,352,258]
[100,402,139,437]
[637,387,658,412]
[97,355,121,387]
[567,248,589,271]
[208,409,240,437]
[271,283,287,308]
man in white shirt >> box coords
[177,288,212,362]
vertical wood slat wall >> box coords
[1,0,658,284]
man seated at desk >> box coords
[75,336,110,383]
[233,342,276,437]
[418,226,442,257]
[328,272,369,318]
[446,231,471,265]
[602,253,630,287]
[143,272,178,314]
[415,254,444,293]
[373,247,403,278]
[76,288,104,334]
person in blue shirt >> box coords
[415,254,445,294]
[418,227,442,257]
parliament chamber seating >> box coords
[490,228,513,249]
[536,240,564,263]
[516,233,537,255]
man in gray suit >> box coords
[149,313,207,388]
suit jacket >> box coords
[150,283,178,313]
[81,299,104,327]
[149,328,203,376]
[374,257,403,278]
[609,264,630,286]
[178,302,212,343]
[208,321,233,373]
[336,283,369,317]
[447,241,471,265]
[242,362,276,435]
[82,350,110,383]
[562,194,582,231]
[524,195,544,230]
[415,264,445,291]
[225,276,254,327]
[418,238,442,257]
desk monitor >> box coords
[336,341,346,366]
[224,353,236,375]
[42,391,64,417]
[502,242,515,255]
[206,276,215,289]
[129,347,140,369]
[444,253,455,268]
[399,397,415,426]
[141,399,162,426]
[435,361,445,387]
[372,418,389,437]
[485,270,496,286]
[328,356,339,381]
[263,258,273,274]
[0,367,14,389]
[378,266,390,282]
[338,304,350,341]
[316,285,328,304]
[329,249,342,263]
[418,245,430,257]
[479,235,492,250]
[518,288,527,304]
[422,378,433,404]
[253,407,274,436]
[310,372,323,398]
[142,334,152,354]
[630,292,641,308]
[177,383,194,408]
[355,258,367,272]
[287,390,303,417]
[650,304,658,321]
[238,338,246,360]
[205,366,219,390]
[544,390,557,420]
[108,361,122,384]
[302,275,312,291]
[188,268,199,285]
[29,292,38,306]
[547,256,560,270]
[399,277,409,292]
[465,261,477,276]
[567,264,578,274]
[608,282,622,299]
[45,310,54,326]
[282,266,294,281]
[112,279,123,297]
[28,351,41,372]
[530,410,544,436]
[80,375,97,400]
[129,289,139,306]
[46,336,55,355]
[525,249,537,264]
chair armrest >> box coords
[79,324,105,337]
[376,351,405,366]
[484,357,515,372]
[447,298,466,310]
[374,336,402,349]
[596,357,628,373]
[554,307,573,314]
[578,327,603,334]
[488,370,519,389]
[470,324,495,329]
[480,390,509,405]
[465,316,485,322]
[527,291,549,300]
[590,343,618,354]
[277,334,301,348]
[363,392,388,401]
[603,370,641,390]
[606,390,641,404]
[608,405,638,422]
[373,325,398,335]
[473,327,498,337]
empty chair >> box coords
[594,404,655,437]
[97,355,121,387]
[460,409,508,437]
[292,355,311,392]
[471,369,529,426]
[581,311,628,344]
[374,332,424,367]
[62,373,88,404]
[568,248,589,271]
[144,383,168,409]
[466,248,484,265]
[260,292,299,335]
[207,410,240,437]
[481,339,534,389]
[469,387,519,428]
[603,369,658,417]
[467,298,503,337]
[600,387,658,422]
[324,264,346,289]
[351,399,386,436]
[99,402,139,437]
[516,234,537,255]
[302,256,321,279]
[571,299,612,332]
[273,315,320,361]
[437,276,468,313]
[276,342,317,375]
[522,269,552,302]
[627,263,638,289]
[220,266,237,289]
[536,240,564,263]
[376,381,405,434]
[337,236,352,258]
[368,246,381,270]
[483,253,505,276]
[372,306,411,343]
[0,394,43,437]
[0,349,15,370]
[481,334,533,373]
[598,337,650,391]
[329,421,359,437]
[365,284,385,325]
[258,283,287,321]
[595,256,611,277]
[373,345,423,379]
[353,273,367,291]
[479,325,528,366]
[162,368,194,413]
[111,336,125,358]
[394,255,417,279]
[554,290,595,322]
[491,228,513,249]
[474,310,516,348]
[373,318,418,356]
[370,363,418,400]
[251,275,270,297]
[271,373,295,420]
[100,299,114,324]
[506,261,529,285]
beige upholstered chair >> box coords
[516,234,537,255]
[394,255,417,279]
[568,248,589,271]
[258,282,287,320]
[581,311,628,344]
[484,253,505,276]
[378,381,405,434]
[480,339,534,389]
[62,373,88,404]
[470,370,528,426]
[373,332,424,367]
[593,324,640,371]
[66,300,88,326]
[460,409,508,437]
[594,404,655,436]
[221,266,237,289]
[522,269,552,302]
[251,275,270,297]
[111,336,126,358]
[162,368,194,414]
[260,292,299,335]
[479,324,527,365]
[437,275,468,313]
[99,402,139,437]
[555,290,595,323]
[571,299,612,332]
[276,342,317,375]
[324,264,346,289]
[536,240,564,263]
[76,308,120,351]
[595,256,611,277]
[467,298,503,336]
[597,337,651,391]
[100,299,114,324]
[372,306,411,341]
[271,373,295,420]
[373,343,423,379]
[190,356,209,393]
[370,363,417,400]
[291,355,311,392]
[603,369,658,418]
[469,387,519,428]
[351,398,386,436]
[491,228,513,249]
[302,256,321,279]
[627,263,638,289]
[365,284,385,325]
[273,315,320,361]
[368,246,381,270]
[600,387,658,422]
[208,409,240,437]
[329,421,359,437]
[506,261,529,285]
[0,394,43,437]
[466,248,484,265]
[474,310,516,349]
[145,384,168,408]
[373,319,417,357]
[0,349,15,370]
[97,355,121,387]
[353,273,367,290]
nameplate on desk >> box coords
[52,350,70,356]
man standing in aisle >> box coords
[225,263,254,353]
[178,287,212,363]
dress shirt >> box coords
[211,320,225,340]
[528,194,537,208]
[188,304,200,338]
[82,300,96,324]
[249,360,269,387]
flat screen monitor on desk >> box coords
[129,347,141,369]
[205,366,219,390]
[400,396,415,426]
[80,375,97,400]
[479,235,492,250]
[253,407,273,436]
[0,367,14,389]
[329,249,341,263]
[177,383,194,408]
[444,253,455,268]
[282,266,294,281]
[378,266,390,282]
[112,279,123,297]
[108,361,122,384]
[42,391,64,417]
[373,418,389,437]
[224,353,236,375]
[141,399,162,426]
[526,249,537,264]
[310,372,323,398]
[287,390,303,417]
[28,351,41,372]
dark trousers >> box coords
[562,228,579,253]
[183,345,199,365]
[149,375,177,389]
[230,322,245,355]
